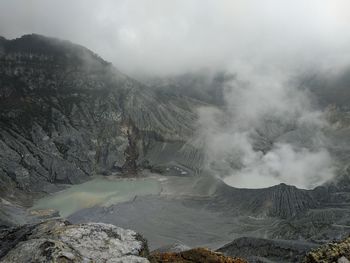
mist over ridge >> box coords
[1,0,350,77]
[2,0,350,189]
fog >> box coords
[1,0,349,188]
[1,0,350,76]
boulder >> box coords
[0,219,149,263]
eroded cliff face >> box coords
[213,182,318,219]
[0,35,204,214]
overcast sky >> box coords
[1,0,350,76]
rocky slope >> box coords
[0,34,205,224]
[213,182,318,219]
[218,237,317,263]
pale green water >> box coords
[32,177,161,217]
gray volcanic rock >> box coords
[0,34,204,224]
[0,219,150,263]
[303,235,350,263]
[217,237,317,263]
[213,182,318,218]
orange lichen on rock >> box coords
[149,248,248,263]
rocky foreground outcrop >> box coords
[303,235,350,263]
[0,219,149,263]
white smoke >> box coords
[197,68,335,189]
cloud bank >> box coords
[1,0,350,76]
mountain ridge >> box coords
[0,34,204,218]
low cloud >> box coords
[0,0,350,76]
